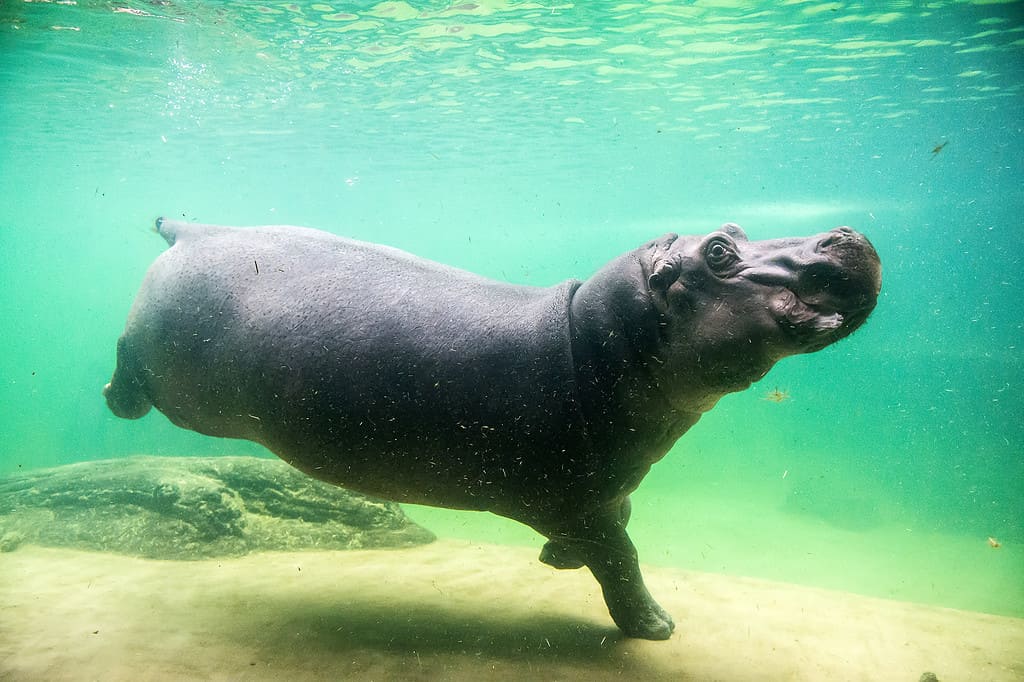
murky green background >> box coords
[1,0,1021,617]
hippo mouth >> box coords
[769,288,846,347]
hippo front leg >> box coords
[587,528,674,640]
[546,510,674,640]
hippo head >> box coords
[644,223,882,411]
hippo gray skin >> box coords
[104,218,881,640]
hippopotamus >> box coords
[104,217,881,639]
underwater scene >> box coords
[1,0,1022,679]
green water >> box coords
[1,0,1021,621]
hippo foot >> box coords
[610,598,675,640]
[103,380,151,420]
[539,539,585,569]
[103,337,153,420]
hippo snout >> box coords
[819,226,880,272]
[817,225,862,250]
[742,226,880,351]
[814,227,881,308]
[785,227,881,346]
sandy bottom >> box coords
[1,540,1021,681]
[408,491,1024,619]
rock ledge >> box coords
[0,456,435,559]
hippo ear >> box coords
[720,222,748,241]
[648,255,682,292]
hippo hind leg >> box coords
[539,538,586,569]
[103,335,152,419]
[540,496,632,570]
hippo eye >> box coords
[704,238,737,272]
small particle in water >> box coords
[931,140,948,156]
[988,536,1001,549]
[764,387,790,403]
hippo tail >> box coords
[155,217,219,246]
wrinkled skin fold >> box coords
[105,218,881,640]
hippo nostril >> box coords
[818,227,857,251]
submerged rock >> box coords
[0,456,435,559]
